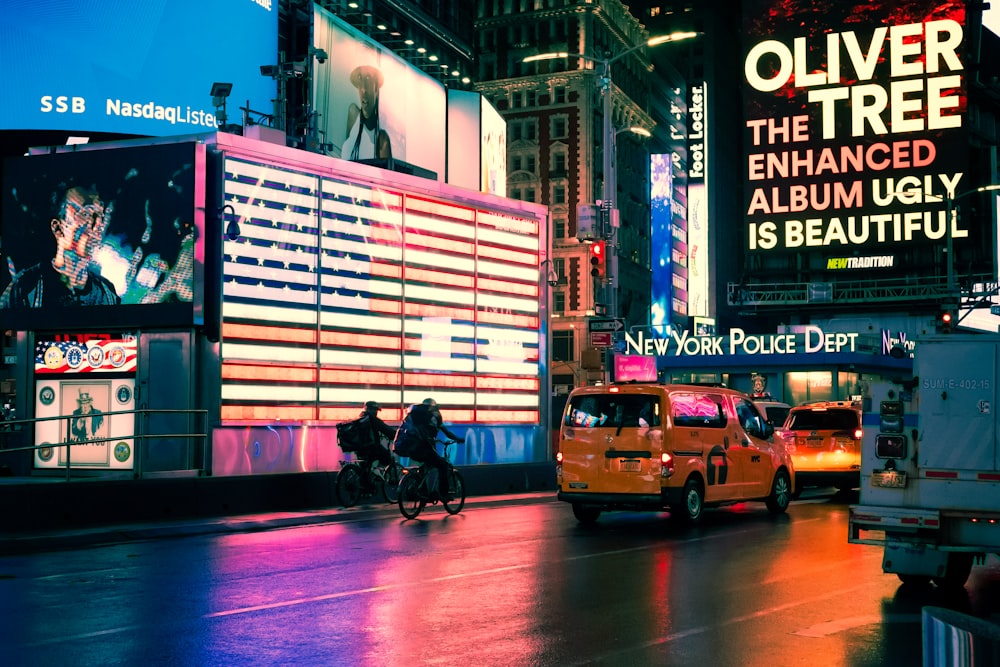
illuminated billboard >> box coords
[742,1,968,267]
[447,90,508,196]
[0,0,277,137]
[219,155,544,427]
[33,333,137,470]
[0,142,206,329]
[312,5,447,179]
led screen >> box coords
[219,156,543,425]
[1,142,205,329]
[742,1,969,265]
[0,0,277,136]
[312,5,447,179]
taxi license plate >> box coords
[871,470,907,488]
[619,460,641,472]
[806,438,824,448]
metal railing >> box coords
[0,408,208,481]
[728,274,997,309]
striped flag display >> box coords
[221,157,543,425]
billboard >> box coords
[742,1,968,268]
[0,142,206,330]
[33,333,137,470]
[0,0,277,137]
[219,154,544,431]
[446,90,508,196]
[312,6,447,179]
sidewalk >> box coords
[0,491,557,556]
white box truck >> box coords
[848,334,1000,587]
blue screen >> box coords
[0,0,278,136]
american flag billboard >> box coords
[219,155,545,427]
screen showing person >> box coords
[0,182,119,308]
[342,64,392,161]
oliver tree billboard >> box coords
[742,1,968,276]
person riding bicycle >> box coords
[395,398,460,501]
[356,401,396,468]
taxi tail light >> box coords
[854,428,864,440]
[555,451,563,480]
[661,452,674,478]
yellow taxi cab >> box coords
[776,400,862,495]
[556,383,795,524]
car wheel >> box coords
[572,503,601,524]
[898,573,932,586]
[932,553,974,588]
[766,469,791,514]
[673,478,704,525]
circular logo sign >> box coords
[113,442,131,463]
[66,345,85,369]
[87,345,105,368]
[37,444,54,462]
[116,385,132,404]
[43,345,64,369]
[109,346,127,368]
[39,386,55,406]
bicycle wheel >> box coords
[382,461,404,504]
[398,472,425,519]
[335,463,364,507]
[442,469,466,515]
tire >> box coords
[443,469,466,515]
[382,462,404,504]
[766,469,792,514]
[398,473,425,520]
[335,463,364,507]
[572,503,601,524]
[673,478,704,524]
[933,553,974,588]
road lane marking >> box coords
[560,581,885,666]
[793,614,921,637]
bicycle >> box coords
[335,448,404,507]
[396,439,466,519]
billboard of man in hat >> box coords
[342,64,393,161]
[70,389,105,443]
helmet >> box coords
[364,401,380,412]
[421,398,437,407]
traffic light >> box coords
[589,240,606,281]
[938,309,954,333]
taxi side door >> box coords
[729,396,776,498]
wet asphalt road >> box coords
[1,489,999,666]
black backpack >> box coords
[336,418,370,452]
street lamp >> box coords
[524,31,697,321]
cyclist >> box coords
[397,398,460,501]
[356,401,396,468]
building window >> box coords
[553,184,566,204]
[525,120,537,141]
[553,329,575,361]
[551,116,567,138]
[553,291,566,314]
[510,121,522,141]
[554,86,566,104]
[552,152,566,174]
[554,217,567,239]
[525,155,536,174]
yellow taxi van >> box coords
[555,383,795,524]
[776,400,862,495]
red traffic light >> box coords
[941,311,953,324]
[589,241,606,279]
